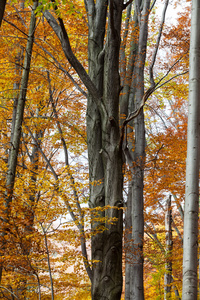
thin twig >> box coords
[35,41,87,98]
[155,70,189,91]
[47,72,93,281]
[40,223,54,300]
[0,286,20,299]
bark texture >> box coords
[182,0,200,298]
[87,2,124,298]
[164,196,172,300]
[123,1,151,299]
[45,1,124,299]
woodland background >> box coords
[0,0,195,299]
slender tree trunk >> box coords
[121,8,138,300]
[125,183,133,300]
[129,2,151,299]
[120,1,152,299]
[164,195,172,300]
[0,6,23,287]
[182,0,200,299]
[0,0,38,284]
[5,0,38,211]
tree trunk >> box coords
[89,2,124,298]
[182,0,200,299]
[164,195,172,300]
[44,1,124,299]
[0,0,38,284]
[124,183,133,300]
[126,1,151,299]
[5,0,38,210]
[85,2,107,297]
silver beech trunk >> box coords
[182,0,200,298]
[164,196,172,300]
[121,1,151,299]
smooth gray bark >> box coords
[182,0,200,299]
[124,1,172,298]
[124,183,133,300]
[123,1,151,299]
[164,196,172,300]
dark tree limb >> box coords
[0,0,6,27]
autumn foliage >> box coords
[0,1,192,299]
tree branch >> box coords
[43,10,101,103]
[35,41,87,98]
[26,122,93,281]
[150,0,157,11]
[0,286,19,299]
[46,73,93,281]
[39,223,55,300]
[123,0,133,10]
[155,71,189,91]
[149,0,169,87]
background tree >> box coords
[182,0,200,298]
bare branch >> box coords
[0,286,19,300]
[146,104,168,129]
[46,73,93,280]
[150,0,157,11]
[12,4,27,28]
[26,121,93,281]
[39,223,55,300]
[120,2,132,83]
[155,71,189,91]
[123,0,133,10]
[47,71,82,216]
[145,222,165,253]
[35,41,87,98]
[155,51,189,86]
[120,53,189,146]
[43,10,101,103]
[172,194,184,220]
[3,18,29,37]
[149,0,169,86]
